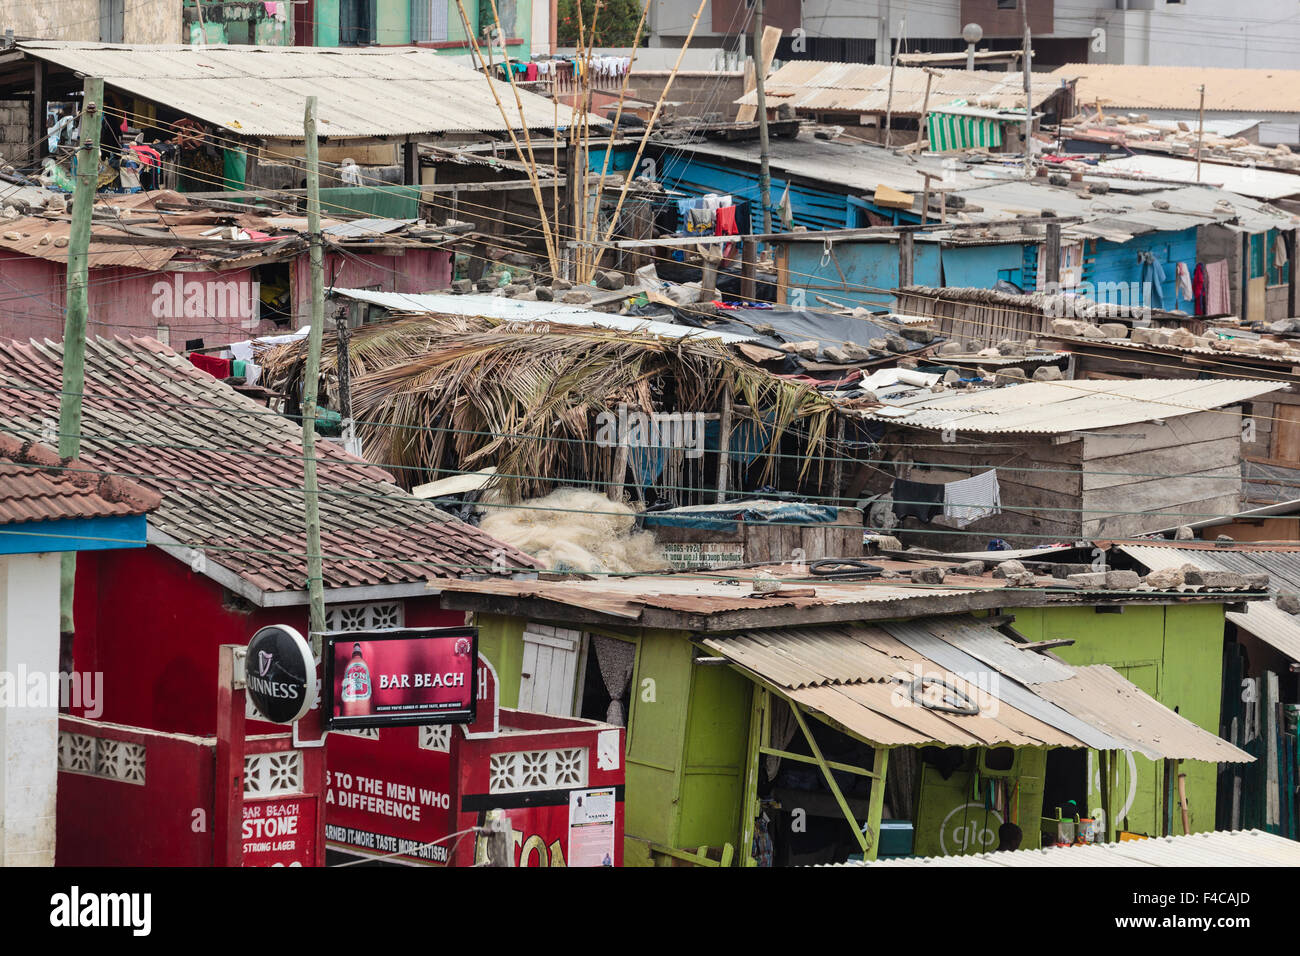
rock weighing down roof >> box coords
[0,434,160,526]
[0,338,535,602]
[7,42,576,139]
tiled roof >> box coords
[0,337,536,596]
[0,433,161,525]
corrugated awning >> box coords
[927,110,1006,153]
[702,616,1251,762]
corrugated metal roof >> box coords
[861,378,1283,434]
[1031,664,1248,763]
[1097,154,1300,202]
[823,829,1300,867]
[1118,543,1300,662]
[735,62,1063,116]
[1056,62,1300,114]
[14,42,578,138]
[332,289,758,344]
[664,136,1297,236]
[1227,602,1300,662]
[703,615,1250,761]
[0,433,160,526]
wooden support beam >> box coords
[863,744,889,861]
[739,685,766,867]
[1044,219,1062,288]
[788,700,872,856]
[898,231,915,288]
[740,238,757,300]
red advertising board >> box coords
[241,795,319,867]
[325,627,477,729]
[324,655,625,866]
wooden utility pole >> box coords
[58,74,103,656]
[753,0,773,234]
[915,69,934,150]
[1044,218,1061,287]
[1021,0,1033,177]
[883,17,903,148]
[1196,84,1206,183]
[302,96,327,653]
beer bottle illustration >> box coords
[340,642,372,717]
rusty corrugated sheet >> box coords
[1056,62,1300,113]
[735,61,1063,115]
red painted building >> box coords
[0,190,455,347]
[0,335,535,864]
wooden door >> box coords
[518,624,581,716]
[1273,405,1300,465]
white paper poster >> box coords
[568,787,617,867]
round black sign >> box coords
[246,625,317,724]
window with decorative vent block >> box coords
[324,602,404,632]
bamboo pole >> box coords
[583,0,710,284]
[579,3,604,280]
[486,0,560,273]
[593,0,651,205]
[453,0,559,275]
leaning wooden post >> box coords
[58,74,103,654]
[302,96,327,650]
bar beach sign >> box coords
[324,627,478,729]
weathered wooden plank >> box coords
[1081,409,1243,460]
[1082,437,1241,492]
[1083,491,1242,537]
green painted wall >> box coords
[446,1,533,54]
[912,748,1047,858]
[376,0,412,43]
[1007,603,1226,836]
[316,0,341,45]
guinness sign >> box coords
[246,625,317,724]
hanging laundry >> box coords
[1192,262,1208,315]
[1175,261,1193,303]
[943,470,1001,527]
[892,478,944,521]
[686,205,714,235]
[714,204,739,261]
[1275,232,1290,270]
[1138,251,1167,311]
[189,352,231,379]
[524,62,538,81]
[1204,259,1232,315]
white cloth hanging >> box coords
[943,469,1001,527]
